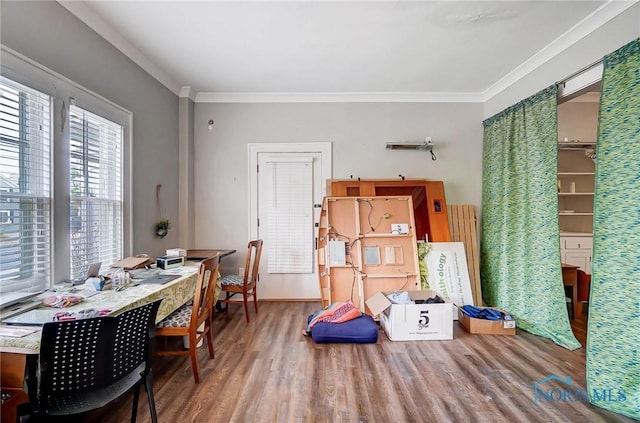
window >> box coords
[1,49,131,294]
[69,106,123,279]
[0,77,52,293]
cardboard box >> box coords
[110,256,153,270]
[457,307,516,335]
[166,248,187,257]
[366,290,453,341]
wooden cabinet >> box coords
[317,196,420,312]
[561,264,579,319]
[326,179,451,242]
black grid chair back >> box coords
[38,299,162,422]
[112,300,159,382]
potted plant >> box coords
[155,219,171,239]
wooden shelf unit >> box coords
[326,179,451,242]
[317,196,420,312]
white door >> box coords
[249,143,331,299]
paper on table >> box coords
[129,268,161,279]
[160,266,199,275]
[73,288,98,298]
[0,326,39,337]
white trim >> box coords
[196,92,483,103]
[123,116,134,257]
[483,0,636,102]
[57,0,635,104]
[179,86,195,100]
[57,0,182,95]
[1,44,134,282]
[265,157,314,163]
[1,46,131,118]
[248,143,332,241]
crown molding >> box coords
[482,0,637,102]
[179,86,195,101]
[58,0,635,104]
[194,92,484,103]
[57,1,182,96]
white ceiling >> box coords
[59,1,633,102]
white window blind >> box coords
[0,77,51,293]
[267,159,313,273]
[69,106,123,279]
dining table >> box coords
[0,249,236,418]
[0,263,201,354]
[0,249,236,354]
[0,259,206,418]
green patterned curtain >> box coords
[587,38,640,419]
[481,85,581,350]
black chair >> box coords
[35,299,163,423]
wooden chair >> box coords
[36,299,163,423]
[155,255,220,384]
[219,239,263,323]
[1,352,30,423]
[577,269,591,318]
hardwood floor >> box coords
[570,301,589,347]
[84,301,632,423]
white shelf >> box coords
[557,142,597,150]
[558,172,594,176]
[557,143,595,233]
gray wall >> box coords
[558,100,600,143]
[191,2,639,273]
[193,102,484,271]
[0,1,180,258]
[2,0,637,275]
